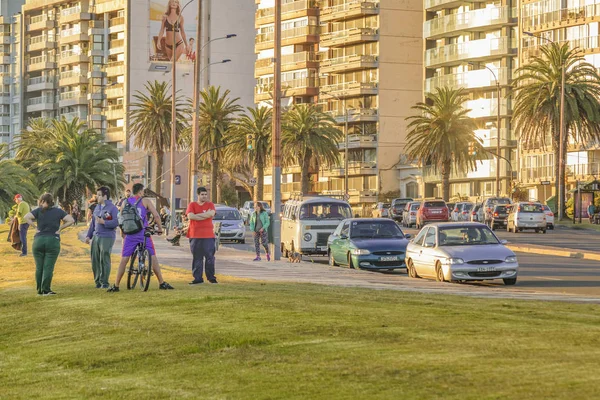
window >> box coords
[413,227,428,246]
[340,222,350,237]
[424,228,436,247]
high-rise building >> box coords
[423,0,518,200]
[254,0,423,215]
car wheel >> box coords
[240,239,246,244]
[407,259,419,278]
[542,229,547,234]
[535,228,539,233]
[328,250,337,267]
[347,253,357,269]
[435,262,445,282]
[503,278,517,285]
[550,224,555,230]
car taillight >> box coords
[493,212,499,217]
[472,211,476,215]
[462,211,467,214]
[548,212,554,217]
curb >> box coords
[507,243,600,261]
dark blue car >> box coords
[327,218,411,271]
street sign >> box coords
[248,177,257,187]
[175,175,181,185]
[541,181,551,185]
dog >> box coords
[288,252,302,263]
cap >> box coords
[14,194,22,200]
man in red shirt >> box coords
[186,187,217,284]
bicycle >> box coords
[127,226,159,291]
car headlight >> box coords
[442,257,464,265]
[303,233,312,242]
[505,256,518,263]
[351,249,371,255]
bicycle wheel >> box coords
[126,250,139,290]
[139,249,152,292]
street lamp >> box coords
[469,62,501,197]
[320,88,349,199]
[524,31,566,220]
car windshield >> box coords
[438,226,499,246]
[542,205,550,211]
[382,203,391,209]
[463,203,473,211]
[410,203,420,210]
[350,221,405,239]
[214,210,242,220]
[494,205,507,213]
[519,203,543,213]
[489,198,511,206]
[424,201,446,208]
[299,202,352,220]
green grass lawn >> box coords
[1,227,600,399]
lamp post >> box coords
[524,31,566,220]
[320,89,349,198]
[469,62,501,196]
[272,0,282,260]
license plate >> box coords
[477,267,497,272]
[431,210,441,214]
[221,230,232,233]
[380,256,399,262]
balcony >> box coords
[60,49,89,65]
[424,7,516,39]
[522,36,600,61]
[465,98,510,119]
[425,0,487,12]
[0,72,10,85]
[255,51,318,77]
[59,70,88,86]
[109,39,125,55]
[425,67,510,93]
[320,54,378,74]
[59,91,87,107]
[89,19,105,35]
[349,189,378,204]
[320,81,378,98]
[0,95,10,105]
[320,1,380,22]
[281,182,302,195]
[61,111,86,122]
[331,108,379,123]
[60,27,89,44]
[255,0,319,27]
[105,126,124,143]
[423,161,512,183]
[425,37,516,68]
[106,85,124,99]
[255,25,319,51]
[106,105,124,120]
[324,161,378,177]
[28,15,55,32]
[27,75,56,92]
[106,61,125,76]
[27,96,55,113]
[474,128,513,148]
[337,134,378,150]
[320,27,378,48]
[60,6,91,24]
[27,56,56,72]
[28,35,56,52]
[255,77,318,102]
[522,4,600,32]
[109,17,125,33]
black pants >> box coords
[189,238,216,282]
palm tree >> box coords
[405,87,481,202]
[0,160,38,218]
[225,106,272,201]
[198,86,242,202]
[512,43,600,218]
[15,118,125,208]
[281,104,343,194]
[129,80,188,195]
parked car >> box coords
[470,204,483,222]
[451,202,474,222]
[506,202,547,233]
[541,205,555,230]
[240,200,271,224]
[405,222,518,285]
[402,201,420,228]
[489,204,509,230]
[482,197,512,225]
[327,218,411,271]
[214,205,246,243]
[390,198,413,222]
[372,202,392,218]
[416,199,449,229]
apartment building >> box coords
[519,0,600,202]
[423,0,518,199]
[255,0,422,215]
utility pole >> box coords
[271,0,282,260]
[495,79,501,197]
[558,63,566,220]
[190,0,202,204]
[169,18,177,230]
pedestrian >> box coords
[116,189,131,208]
[14,194,31,257]
[71,200,80,226]
[166,214,188,246]
[107,183,174,292]
[85,187,119,289]
[24,193,75,295]
[249,201,271,261]
[186,186,218,284]
[86,195,98,225]
[588,202,596,224]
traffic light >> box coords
[246,134,255,150]
[468,142,477,156]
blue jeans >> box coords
[19,223,29,255]
[189,238,216,282]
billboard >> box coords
[149,0,197,63]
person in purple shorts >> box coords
[107,183,174,292]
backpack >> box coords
[119,198,144,235]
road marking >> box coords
[532,276,562,281]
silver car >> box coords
[506,202,547,234]
[402,201,420,228]
[405,222,518,285]
[214,206,246,243]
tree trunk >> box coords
[255,160,264,201]
[559,131,567,220]
[441,160,451,202]
[154,150,164,196]
[301,152,311,195]
[211,153,219,203]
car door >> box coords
[333,221,351,264]
[408,227,428,271]
[419,227,438,278]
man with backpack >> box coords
[107,183,174,292]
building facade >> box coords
[254,0,422,215]
[423,0,518,200]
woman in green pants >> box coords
[24,193,74,295]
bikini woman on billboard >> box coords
[156,0,190,62]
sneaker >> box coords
[159,282,175,290]
[19,254,27,257]
[208,279,218,284]
[189,280,204,285]
[253,257,261,261]
[266,254,271,261]
[95,283,102,289]
[106,285,120,293]
[43,291,57,296]
[101,284,110,289]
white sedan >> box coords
[542,205,555,230]
[405,222,518,285]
